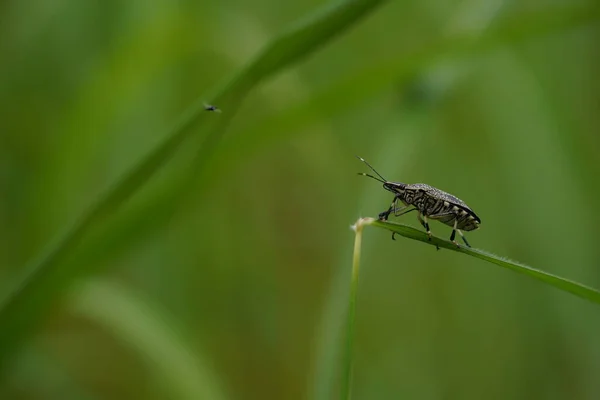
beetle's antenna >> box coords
[355,155,387,182]
[357,172,385,183]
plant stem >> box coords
[370,219,600,304]
[343,217,373,399]
[340,215,600,399]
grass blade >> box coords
[342,214,600,398]
[367,218,600,304]
[342,220,367,400]
[0,0,390,369]
[71,280,228,400]
[211,3,600,174]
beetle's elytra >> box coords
[357,156,481,248]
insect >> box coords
[204,103,221,112]
[357,156,481,247]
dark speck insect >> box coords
[204,103,221,112]
[357,156,481,248]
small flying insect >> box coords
[357,156,481,248]
[204,103,221,112]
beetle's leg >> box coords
[378,200,393,220]
[379,195,399,240]
[457,229,471,247]
[450,218,459,247]
[386,207,417,241]
[389,207,419,241]
[393,205,409,217]
[378,210,390,220]
[394,206,417,217]
[417,213,432,240]
[417,213,426,231]
[416,213,440,250]
[423,215,432,240]
[379,195,401,221]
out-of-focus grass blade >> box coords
[0,0,390,369]
[63,3,600,278]
[370,219,600,304]
[219,4,600,163]
[71,280,228,400]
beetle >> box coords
[357,156,481,247]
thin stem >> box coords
[343,217,373,399]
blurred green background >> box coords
[1,0,599,399]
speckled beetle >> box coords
[357,156,481,247]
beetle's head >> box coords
[383,181,405,194]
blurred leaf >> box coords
[220,3,600,164]
[64,2,600,276]
[70,280,228,400]
[369,219,600,304]
[0,0,390,369]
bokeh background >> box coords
[1,0,599,399]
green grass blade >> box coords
[368,218,600,304]
[219,0,391,89]
[71,280,228,400]
[211,3,600,172]
[51,3,596,287]
[342,220,366,400]
[0,0,390,368]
